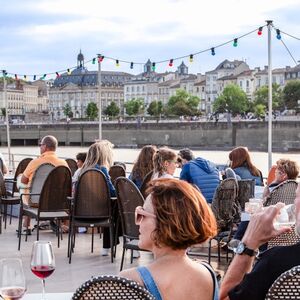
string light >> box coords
[169,59,173,67]
[189,54,193,63]
[92,58,96,64]
[56,72,60,78]
[33,75,36,80]
[211,47,215,56]
[152,62,156,71]
[276,29,281,40]
[233,38,238,47]
[24,75,27,81]
[258,27,263,36]
[41,74,46,80]
[2,70,7,77]
[15,74,18,80]
[97,55,104,63]
[130,62,134,69]
[116,59,120,67]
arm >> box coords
[220,203,290,300]
[21,174,29,184]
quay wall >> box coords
[0,121,299,152]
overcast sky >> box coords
[1,0,299,79]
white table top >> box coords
[24,292,73,299]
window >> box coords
[246,80,249,87]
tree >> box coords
[283,80,300,110]
[254,103,266,119]
[167,89,200,116]
[63,103,73,118]
[124,98,144,116]
[213,84,249,115]
[254,83,283,110]
[104,101,120,117]
[147,101,163,116]
[86,102,98,120]
[1,108,6,117]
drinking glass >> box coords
[273,204,295,230]
[0,258,26,300]
[30,241,55,300]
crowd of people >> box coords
[4,136,300,300]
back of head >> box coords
[42,135,58,151]
[76,152,87,163]
[153,147,177,176]
[178,148,194,161]
[147,178,217,249]
[276,158,299,180]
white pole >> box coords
[97,55,102,141]
[3,72,12,168]
[267,20,273,171]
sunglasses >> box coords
[38,143,45,147]
[135,206,156,224]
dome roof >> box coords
[77,50,84,61]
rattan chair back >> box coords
[65,158,78,176]
[140,170,153,198]
[72,275,155,300]
[39,166,72,212]
[115,177,144,239]
[114,161,126,170]
[109,165,126,186]
[12,158,33,194]
[268,224,300,249]
[29,163,55,206]
[74,169,111,219]
[265,265,300,300]
[264,180,298,207]
[236,179,255,210]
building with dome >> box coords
[49,51,133,119]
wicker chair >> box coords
[264,180,298,207]
[265,265,300,300]
[68,169,115,263]
[114,161,126,170]
[115,177,148,271]
[18,166,72,250]
[236,179,255,211]
[109,165,126,186]
[140,170,153,199]
[65,158,78,176]
[72,275,155,300]
[210,178,239,263]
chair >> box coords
[68,169,114,263]
[140,170,153,199]
[115,177,148,271]
[72,275,155,300]
[210,178,239,263]
[109,165,126,186]
[114,161,126,170]
[0,171,21,229]
[236,179,255,211]
[65,158,78,176]
[265,265,300,300]
[18,166,72,250]
[264,180,298,207]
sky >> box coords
[1,0,300,79]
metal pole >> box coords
[3,72,12,168]
[267,20,273,171]
[97,55,102,140]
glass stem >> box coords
[41,279,46,300]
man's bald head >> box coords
[41,135,58,152]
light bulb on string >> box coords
[152,62,156,71]
[56,72,60,78]
[276,29,281,40]
[41,74,46,80]
[97,55,104,63]
[233,38,238,47]
[211,48,215,56]
[116,59,120,67]
[2,70,7,77]
[67,69,71,75]
[92,58,96,64]
[189,54,193,63]
[130,62,134,69]
[258,27,263,36]
[169,59,173,67]
[24,75,27,81]
[15,74,18,80]
[33,75,36,81]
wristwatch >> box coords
[234,241,258,257]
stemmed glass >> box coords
[0,258,26,300]
[30,241,55,300]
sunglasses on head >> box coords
[135,206,156,224]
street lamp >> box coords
[97,54,102,140]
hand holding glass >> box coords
[0,258,26,300]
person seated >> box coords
[120,178,219,300]
[220,183,300,300]
[228,146,263,186]
[129,145,157,189]
[72,152,87,184]
[0,152,8,174]
[152,147,178,179]
[178,148,220,203]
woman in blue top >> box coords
[79,140,117,255]
[229,146,264,186]
[120,179,219,300]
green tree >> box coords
[213,84,249,115]
[124,98,144,116]
[63,103,73,118]
[254,103,266,119]
[147,101,163,116]
[86,102,98,120]
[282,80,300,110]
[167,89,200,116]
[104,101,120,117]
[254,83,283,110]
[1,108,6,117]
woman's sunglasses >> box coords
[135,206,156,224]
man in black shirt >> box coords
[220,183,300,300]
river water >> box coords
[1,146,299,178]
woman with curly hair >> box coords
[129,145,157,189]
[152,147,177,179]
[120,179,218,300]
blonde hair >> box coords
[81,140,114,174]
[153,147,177,177]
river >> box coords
[1,146,299,178]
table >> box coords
[24,292,73,299]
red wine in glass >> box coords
[31,266,55,279]
[0,286,26,300]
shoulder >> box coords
[119,268,144,286]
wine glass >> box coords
[30,241,55,300]
[273,204,295,230]
[0,258,26,300]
